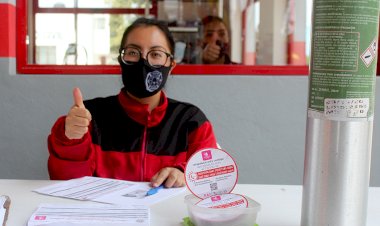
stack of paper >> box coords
[33,176,186,206]
[31,177,186,225]
[28,203,149,226]
[0,195,10,226]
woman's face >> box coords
[203,21,229,45]
[124,26,174,68]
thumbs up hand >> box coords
[202,41,223,64]
[65,87,92,140]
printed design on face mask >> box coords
[145,70,163,92]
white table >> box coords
[1,180,379,226]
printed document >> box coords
[0,196,6,225]
[0,195,10,226]
[27,203,149,226]
[34,176,186,206]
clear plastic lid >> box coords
[196,193,248,209]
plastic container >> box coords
[184,194,261,226]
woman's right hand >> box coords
[65,87,92,140]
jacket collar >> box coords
[118,89,168,127]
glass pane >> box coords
[76,14,139,65]
[35,14,75,64]
[38,0,75,8]
[306,0,312,62]
[33,0,312,67]
[38,0,151,9]
[78,0,152,8]
[158,0,311,66]
[34,13,143,65]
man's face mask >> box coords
[119,57,171,98]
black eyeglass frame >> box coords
[119,47,174,68]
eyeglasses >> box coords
[120,46,173,68]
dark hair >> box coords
[201,15,225,27]
[119,17,175,55]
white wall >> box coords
[0,58,379,186]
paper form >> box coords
[27,203,149,226]
[0,196,6,225]
[92,182,186,206]
[34,176,186,206]
[0,195,10,226]
[34,177,137,201]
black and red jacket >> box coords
[48,90,217,181]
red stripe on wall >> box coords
[0,4,16,57]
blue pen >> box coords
[146,184,165,196]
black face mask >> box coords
[119,57,171,98]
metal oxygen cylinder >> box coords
[301,0,379,225]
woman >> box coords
[47,18,218,188]
[201,16,235,64]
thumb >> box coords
[73,87,85,108]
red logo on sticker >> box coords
[34,216,46,220]
[201,150,212,160]
[211,195,221,201]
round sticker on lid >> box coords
[185,148,238,199]
[196,193,248,209]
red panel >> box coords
[288,37,307,65]
[18,65,121,75]
[17,64,309,76]
[172,65,309,76]
[16,0,28,72]
[0,4,16,57]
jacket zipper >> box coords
[141,113,150,181]
[141,126,147,181]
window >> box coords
[16,0,311,75]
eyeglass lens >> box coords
[122,47,170,67]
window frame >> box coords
[15,0,325,76]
